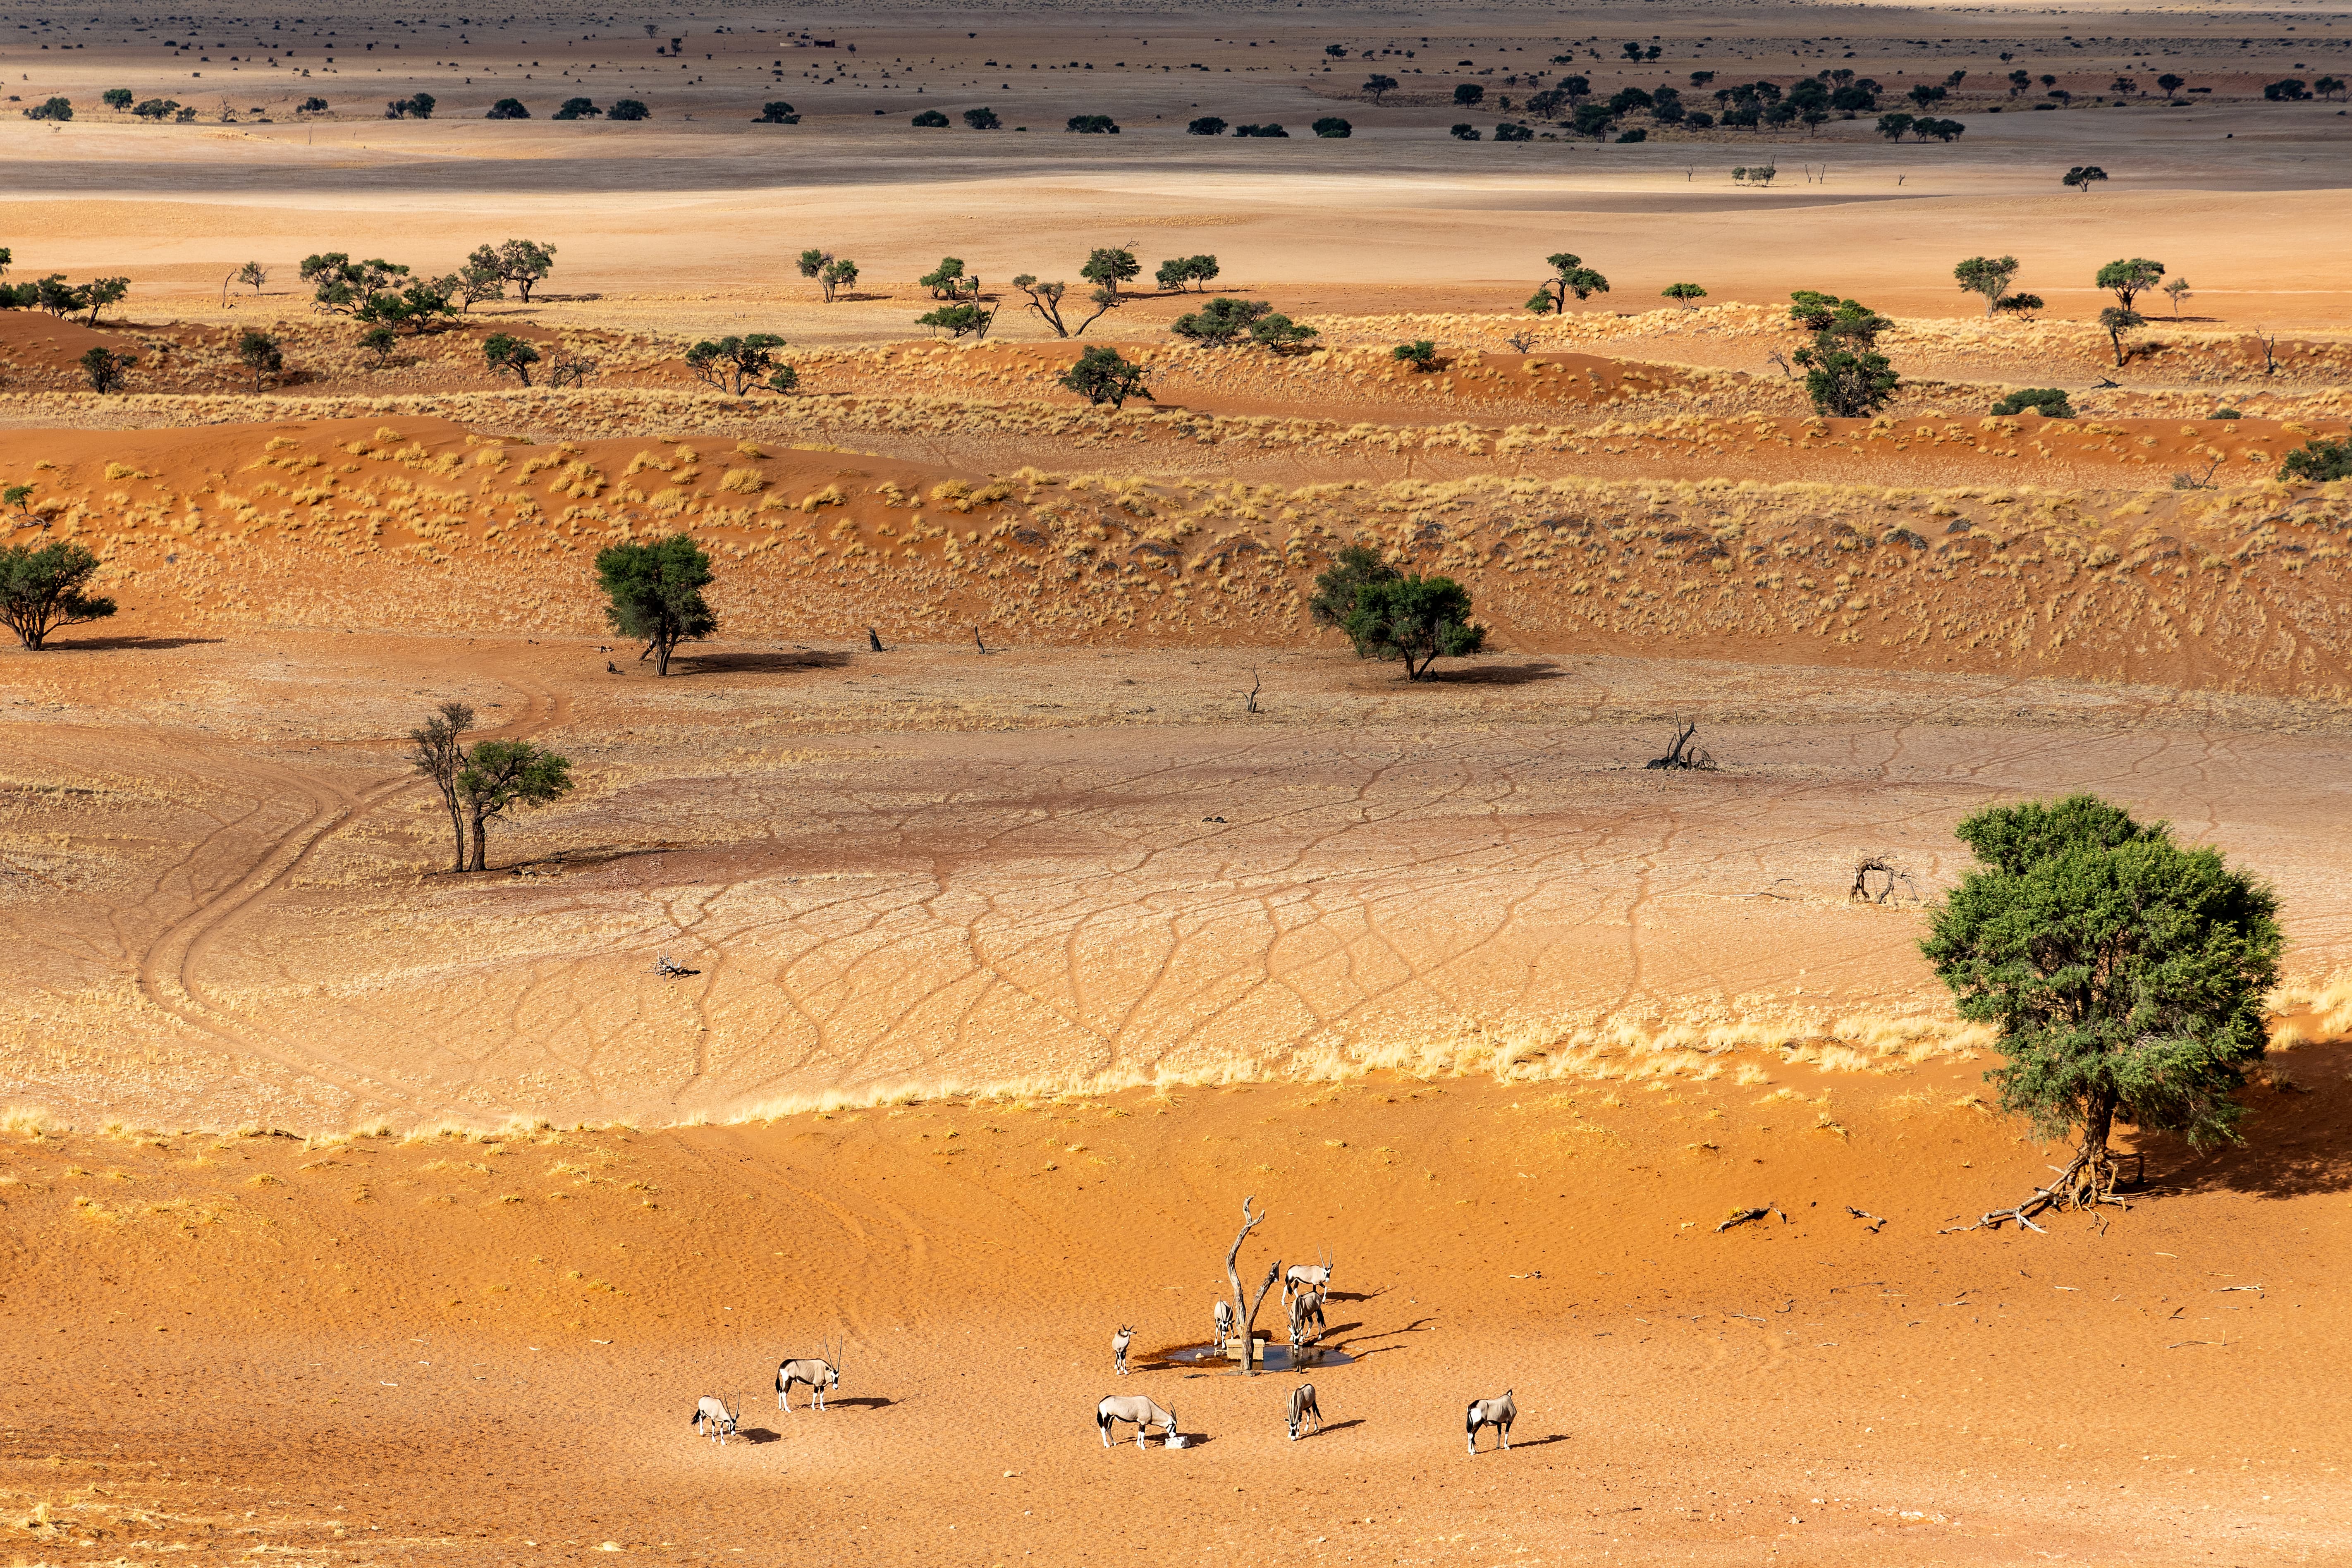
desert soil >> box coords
[4,1,2351,1563]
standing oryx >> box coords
[1465,1389,1516,1455]
[1285,1248,1334,1303]
[776,1337,843,1412]
[693,1394,741,1445]
[1096,1393,1178,1449]
[1112,1324,1135,1377]
[1213,1298,1235,1348]
[1287,1286,1326,1360]
[1285,1383,1323,1442]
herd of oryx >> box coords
[691,1242,1520,1457]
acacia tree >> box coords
[1661,282,1707,309]
[0,540,116,649]
[1924,795,2280,1230]
[1341,574,1485,679]
[1057,345,1150,409]
[2099,306,2144,367]
[2062,164,2108,193]
[1012,275,1120,337]
[1527,251,1610,314]
[1363,73,1398,102]
[1792,295,1899,417]
[1953,254,2021,316]
[1079,246,1140,296]
[595,533,717,676]
[237,329,283,392]
[2095,257,2164,311]
[483,333,540,385]
[406,699,476,872]
[455,739,574,872]
[684,333,787,392]
[1308,543,1400,653]
[471,238,557,304]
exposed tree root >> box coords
[1943,1145,2130,1233]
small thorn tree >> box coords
[406,700,476,872]
[455,739,574,872]
[1527,251,1610,315]
[0,540,117,649]
[1953,254,2021,316]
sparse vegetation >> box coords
[1066,114,1119,134]
[456,741,574,872]
[1792,295,1898,417]
[1012,275,1119,337]
[2278,437,2352,483]
[912,109,951,127]
[1170,297,1272,346]
[1661,282,1707,309]
[0,540,116,648]
[2098,306,2145,367]
[236,330,283,392]
[1953,255,2021,316]
[685,334,789,392]
[482,333,542,386]
[595,533,718,677]
[1154,255,1219,293]
[1312,117,1353,138]
[2094,257,2165,312]
[1080,247,1141,296]
[407,700,476,872]
[1989,387,2075,418]
[1340,574,1486,680]
[962,107,1000,130]
[79,346,136,394]
[470,239,557,304]
[755,101,800,124]
[1391,339,1439,372]
[1188,116,1228,136]
[2063,164,2109,193]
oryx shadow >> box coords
[826,1396,893,1410]
[737,1428,784,1444]
[1506,1434,1575,1451]
[1325,1286,1387,1305]
[1311,1419,1366,1437]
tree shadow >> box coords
[2132,1046,2352,1200]
[42,635,225,652]
[669,650,851,675]
[1427,661,1566,686]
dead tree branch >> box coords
[1941,1145,2130,1234]
[1645,715,1717,771]
[1847,856,1918,905]
[1715,1203,1788,1233]
[1222,1195,1281,1374]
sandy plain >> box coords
[4,1,2352,1565]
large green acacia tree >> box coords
[595,534,717,676]
[1924,795,2281,1230]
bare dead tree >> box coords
[1766,350,1796,380]
[1504,330,1536,353]
[1222,1195,1284,1375]
[1243,668,1262,715]
[1645,716,1717,771]
[1847,856,1918,904]
[868,627,886,653]
[2250,326,2280,377]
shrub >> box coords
[552,97,601,120]
[1312,116,1352,138]
[1614,127,1647,142]
[684,333,789,392]
[1341,574,1486,680]
[1187,116,1227,136]
[483,333,540,385]
[103,88,133,112]
[1391,339,1439,372]
[299,96,329,113]
[1990,387,2074,418]
[1495,121,1534,141]
[2213,408,2242,420]
[486,98,531,120]
[607,100,649,121]
[25,97,72,121]
[1453,84,1485,106]
[912,109,951,127]
[1066,114,1119,134]
[755,101,799,123]
[2279,437,2352,483]
[915,304,995,338]
[1250,313,1318,353]
[1233,123,1288,137]
[962,107,1001,129]
[1171,296,1272,346]
[237,329,283,392]
[1450,123,1481,140]
[79,346,135,393]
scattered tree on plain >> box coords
[2099,306,2144,367]
[596,533,718,677]
[0,540,116,648]
[1250,313,1318,352]
[1066,114,1119,134]
[756,101,800,123]
[912,108,951,127]
[456,740,574,872]
[685,333,789,392]
[1340,574,1486,680]
[607,100,650,121]
[916,303,996,338]
[553,97,602,120]
[471,239,557,304]
[1057,345,1151,409]
[301,253,411,315]
[359,325,398,367]
[1080,247,1141,295]
[235,260,268,296]
[483,333,541,385]
[1154,255,1219,292]
[1953,255,2021,316]
[1170,296,1272,346]
[1454,83,1485,106]
[80,346,135,393]
[2161,277,2193,315]
[962,107,1000,129]
[1924,794,2280,1229]
[1188,116,1227,136]
[103,88,133,113]
[237,330,282,392]
[2095,257,2164,312]
[1791,295,1899,417]
[1312,116,1352,138]
[2063,164,2108,193]
[1362,74,1398,103]
[918,257,976,301]
[1527,252,1609,315]
[1308,544,1399,653]
[1662,282,1707,308]
[486,98,531,120]
[407,700,477,872]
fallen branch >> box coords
[1844,1205,1887,1233]
[1715,1203,1788,1233]
[1941,1146,2129,1233]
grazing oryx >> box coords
[1287,1287,1325,1359]
[693,1395,740,1445]
[1465,1389,1516,1455]
[1112,1324,1135,1377]
[1213,1298,1235,1348]
[1286,1382,1323,1442]
[1096,1393,1178,1449]
[1285,1248,1334,1303]
[776,1338,843,1412]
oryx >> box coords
[1112,1323,1135,1376]
[1286,1382,1323,1442]
[1096,1393,1178,1449]
[1465,1389,1516,1455]
[777,1337,843,1412]
[1287,1288,1325,1359]
[693,1394,740,1445]
[1285,1248,1334,1302]
[1213,1298,1234,1347]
